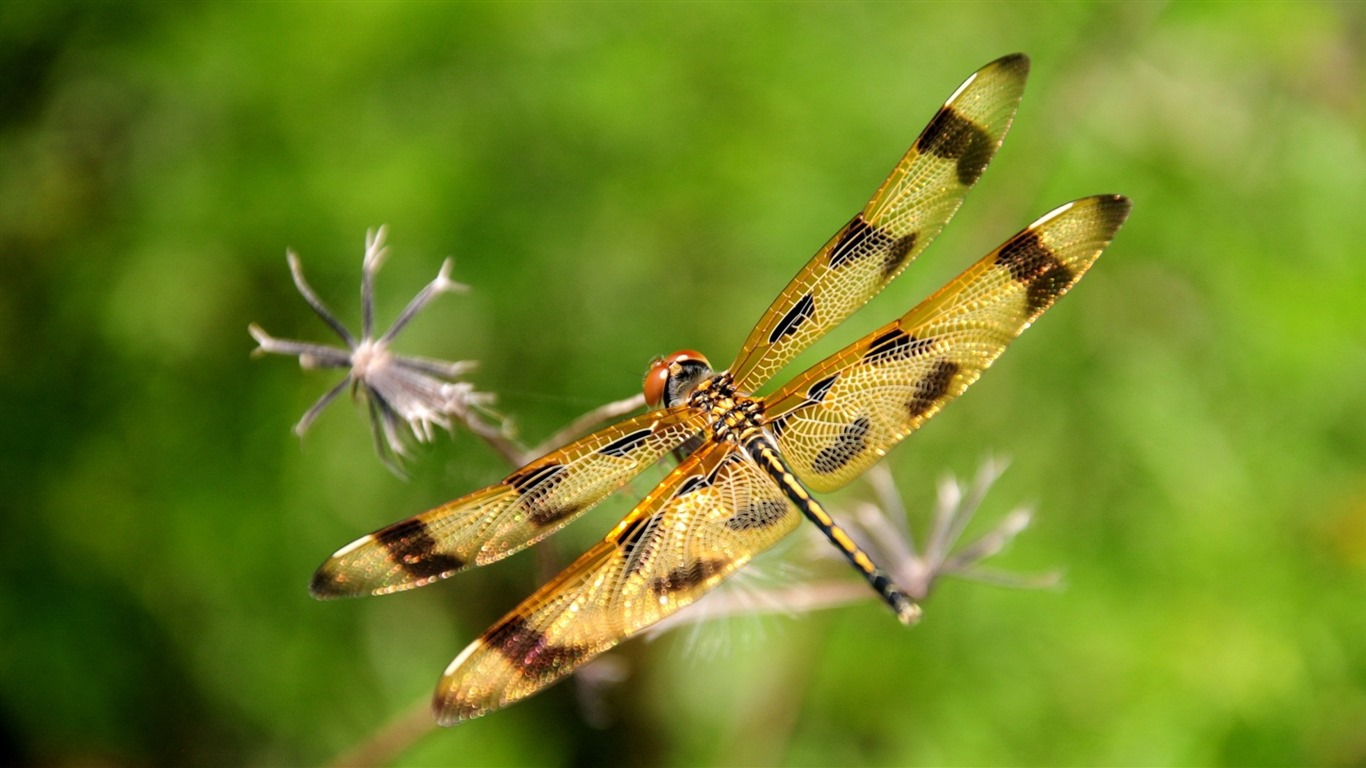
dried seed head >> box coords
[250,227,499,475]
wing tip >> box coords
[432,691,485,727]
[432,638,498,726]
[1031,194,1133,234]
[308,533,379,599]
[309,560,360,600]
[990,52,1031,78]
[1094,194,1133,231]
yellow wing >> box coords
[763,195,1131,493]
[310,408,705,598]
[432,442,800,724]
[728,53,1030,391]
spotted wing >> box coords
[432,442,800,724]
[310,408,705,598]
[763,195,1131,493]
[728,53,1030,392]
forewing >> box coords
[310,408,704,598]
[432,443,799,724]
[764,195,1131,492]
[728,53,1030,391]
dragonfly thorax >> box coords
[643,350,762,443]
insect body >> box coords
[311,53,1131,725]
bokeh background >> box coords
[2,2,1362,766]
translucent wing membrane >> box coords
[309,54,1132,730]
[433,442,799,724]
[764,195,1131,493]
[311,409,704,598]
[728,53,1030,391]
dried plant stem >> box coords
[328,697,433,768]
[460,410,526,468]
[529,394,647,458]
[460,393,648,468]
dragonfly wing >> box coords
[728,53,1030,391]
[432,442,800,724]
[311,408,705,598]
[764,195,1131,493]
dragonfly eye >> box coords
[643,350,710,408]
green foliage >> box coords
[1,1,1361,765]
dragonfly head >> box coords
[644,350,712,408]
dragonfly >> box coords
[311,53,1130,725]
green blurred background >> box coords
[2,2,1362,765]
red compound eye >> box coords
[643,349,708,407]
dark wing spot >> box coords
[488,616,587,682]
[828,215,918,277]
[916,106,995,186]
[882,232,918,277]
[375,518,464,581]
[614,515,650,554]
[725,499,789,531]
[1026,261,1075,314]
[1095,194,1133,231]
[615,514,666,575]
[650,558,725,595]
[672,432,707,463]
[993,52,1031,77]
[676,473,712,498]
[907,360,959,418]
[527,502,580,527]
[997,230,1075,315]
[767,413,789,441]
[598,429,652,458]
[712,450,750,474]
[861,327,933,365]
[505,462,579,526]
[828,215,875,269]
[807,374,839,404]
[811,416,872,475]
[309,565,348,599]
[995,230,1058,283]
[506,462,564,493]
[768,292,816,344]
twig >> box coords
[528,394,647,458]
[328,697,434,768]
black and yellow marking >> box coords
[375,519,465,581]
[828,215,919,275]
[995,229,1074,312]
[726,498,790,531]
[613,513,659,572]
[314,54,1135,728]
[650,558,725,595]
[505,462,562,494]
[807,373,839,403]
[916,105,997,186]
[505,462,579,526]
[725,53,1028,392]
[769,292,815,344]
[742,430,919,625]
[598,428,653,458]
[811,416,872,475]
[766,412,790,441]
[881,232,919,276]
[861,327,933,365]
[486,616,587,681]
[907,359,960,418]
[675,473,711,497]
